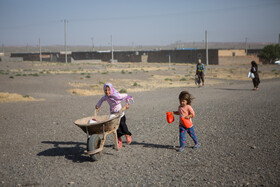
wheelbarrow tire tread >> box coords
[87,135,102,161]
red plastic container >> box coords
[180,116,193,128]
[166,112,174,123]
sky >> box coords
[0,0,280,47]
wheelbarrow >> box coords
[74,108,125,161]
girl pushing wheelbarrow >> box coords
[95,83,134,148]
[74,83,134,161]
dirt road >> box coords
[0,62,279,186]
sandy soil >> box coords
[1,61,280,98]
[0,61,279,186]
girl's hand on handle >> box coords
[94,105,100,116]
[120,106,127,114]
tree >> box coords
[258,44,280,64]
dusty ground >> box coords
[0,61,280,186]
[1,61,280,98]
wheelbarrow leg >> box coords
[113,130,119,151]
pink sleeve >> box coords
[188,105,195,118]
[118,93,130,103]
[96,96,106,108]
[118,93,128,99]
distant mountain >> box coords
[1,42,275,55]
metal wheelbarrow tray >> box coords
[74,112,122,161]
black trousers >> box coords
[117,115,132,138]
[252,78,260,88]
[197,72,204,84]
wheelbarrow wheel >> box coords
[87,135,101,161]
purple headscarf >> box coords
[96,83,134,114]
[103,83,134,104]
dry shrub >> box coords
[0,92,43,103]
[68,89,103,96]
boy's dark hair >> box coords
[179,91,194,105]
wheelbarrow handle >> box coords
[93,109,99,117]
[120,106,126,114]
[93,106,126,118]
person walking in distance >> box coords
[196,59,206,87]
[250,61,260,90]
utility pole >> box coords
[39,38,42,62]
[245,37,248,55]
[91,37,94,51]
[168,53,171,68]
[132,42,134,51]
[278,33,280,45]
[111,35,114,63]
[64,19,68,63]
[205,30,208,66]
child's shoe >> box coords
[118,137,122,148]
[125,135,132,144]
[193,143,200,149]
[178,147,184,152]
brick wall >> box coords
[146,49,218,65]
[218,49,246,57]
[11,49,219,64]
[219,55,260,65]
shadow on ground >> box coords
[215,87,252,91]
[37,141,92,163]
[131,141,182,150]
[37,141,117,162]
[37,140,192,162]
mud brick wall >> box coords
[146,50,196,63]
[11,53,42,61]
[219,55,260,65]
[72,52,101,60]
[56,57,72,63]
[218,49,246,57]
[247,49,262,55]
[205,49,219,65]
[114,51,141,62]
[72,51,142,62]
[11,49,219,64]
[11,52,63,62]
[146,49,218,65]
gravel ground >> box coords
[0,67,280,186]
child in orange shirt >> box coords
[173,91,200,152]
